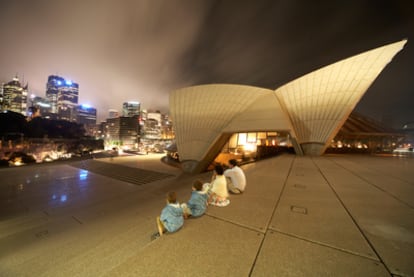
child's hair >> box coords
[214,164,224,175]
[229,159,238,166]
[193,180,203,191]
[167,191,177,203]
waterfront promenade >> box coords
[0,154,413,276]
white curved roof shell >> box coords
[275,39,407,154]
[170,40,407,172]
[170,84,291,162]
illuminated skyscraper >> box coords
[77,104,97,125]
[1,76,28,115]
[46,75,79,121]
[144,111,162,139]
[122,101,140,117]
[46,75,63,114]
[76,104,97,137]
[103,116,139,149]
[108,109,119,119]
[28,95,51,118]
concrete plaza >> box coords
[0,154,413,276]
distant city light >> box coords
[57,80,62,85]
[38,102,51,108]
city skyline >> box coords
[1,1,413,127]
[1,74,159,122]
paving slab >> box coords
[271,157,378,260]
[314,156,414,276]
[330,155,414,184]
[0,178,164,277]
[0,211,156,277]
[107,215,264,277]
[0,211,49,240]
[326,156,414,207]
[251,231,389,277]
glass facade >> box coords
[46,75,79,121]
[1,77,28,115]
[103,116,139,150]
[122,101,140,117]
[76,105,97,125]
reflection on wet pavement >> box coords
[0,159,175,220]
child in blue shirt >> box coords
[156,191,184,236]
[182,180,208,218]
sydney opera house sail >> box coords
[170,39,407,173]
[275,40,407,155]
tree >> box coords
[0,111,86,139]
[0,111,26,136]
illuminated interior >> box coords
[213,131,293,166]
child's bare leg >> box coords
[208,192,215,204]
[156,216,164,236]
[181,203,190,219]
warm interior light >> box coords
[244,143,256,152]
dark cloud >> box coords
[1,0,413,127]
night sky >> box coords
[1,0,413,127]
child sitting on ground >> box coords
[181,180,208,218]
[156,191,184,236]
[203,164,230,207]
